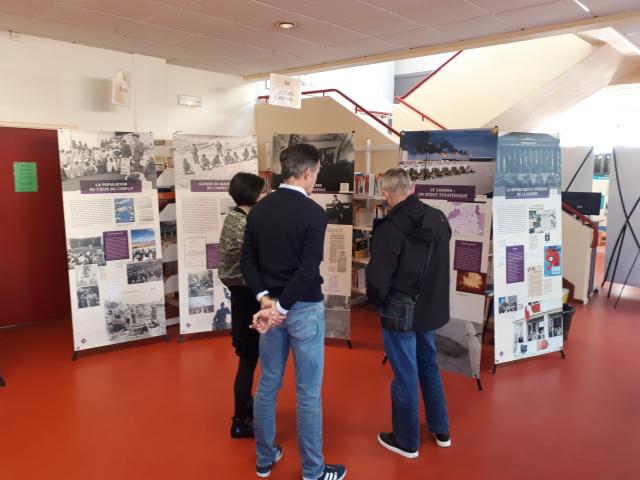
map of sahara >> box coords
[447,203,485,236]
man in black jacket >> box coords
[366,168,452,459]
[241,143,347,480]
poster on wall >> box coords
[58,130,166,351]
[272,133,355,340]
[493,132,564,365]
[174,134,259,335]
[401,128,497,379]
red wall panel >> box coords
[0,127,70,326]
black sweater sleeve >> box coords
[366,222,402,306]
[278,210,327,310]
[240,211,267,298]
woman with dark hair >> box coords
[219,172,267,438]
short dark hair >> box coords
[228,172,265,206]
[280,143,320,179]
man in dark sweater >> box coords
[241,143,347,480]
[366,168,452,460]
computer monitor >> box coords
[562,192,602,216]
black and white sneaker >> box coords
[433,432,452,448]
[377,432,419,459]
[256,445,283,478]
[306,464,347,480]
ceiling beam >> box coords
[243,9,640,81]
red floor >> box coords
[1,271,640,479]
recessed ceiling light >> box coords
[572,0,591,13]
[276,21,297,30]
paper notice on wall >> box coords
[112,71,131,107]
[269,73,301,109]
[13,162,38,192]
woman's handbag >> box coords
[379,241,434,332]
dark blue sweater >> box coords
[241,188,327,310]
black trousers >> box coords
[229,285,260,419]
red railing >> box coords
[399,50,463,100]
[394,96,448,130]
[562,202,599,248]
[392,50,463,131]
[258,88,401,137]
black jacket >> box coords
[241,188,326,310]
[366,194,452,332]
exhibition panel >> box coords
[400,128,498,379]
[58,130,167,352]
[493,133,564,365]
[272,133,356,341]
[173,134,259,335]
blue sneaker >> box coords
[256,445,283,478]
[305,464,347,480]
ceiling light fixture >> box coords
[276,21,297,30]
[572,0,591,13]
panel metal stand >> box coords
[475,378,483,391]
[601,149,640,307]
[346,339,353,349]
[71,350,78,362]
[493,349,566,374]
[177,334,185,343]
[0,374,5,387]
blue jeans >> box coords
[382,329,449,451]
[254,301,325,478]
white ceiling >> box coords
[1,0,640,77]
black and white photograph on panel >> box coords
[131,228,157,263]
[212,295,231,331]
[271,133,355,192]
[494,132,561,190]
[59,131,156,191]
[114,198,135,223]
[188,270,214,314]
[325,193,353,225]
[126,260,163,284]
[173,134,258,189]
[324,294,351,340]
[528,206,557,234]
[435,318,483,378]
[548,311,563,338]
[498,295,518,314]
[75,264,99,288]
[67,237,106,269]
[104,299,166,344]
[77,286,100,309]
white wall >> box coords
[301,62,396,114]
[0,32,256,139]
[395,52,456,76]
[167,65,255,138]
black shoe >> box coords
[256,445,283,478]
[433,432,451,448]
[230,417,254,439]
[377,432,419,459]
[308,464,347,480]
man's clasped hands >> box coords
[250,296,286,334]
